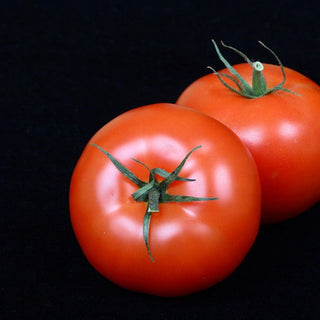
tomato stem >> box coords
[252,61,267,96]
[91,143,218,262]
[208,39,299,98]
[147,188,160,212]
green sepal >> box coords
[91,143,146,188]
[131,158,196,182]
[211,40,253,95]
[159,145,201,190]
[131,181,155,202]
[208,39,300,98]
[91,143,218,262]
[153,168,196,182]
[163,194,219,203]
[143,208,155,263]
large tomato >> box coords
[69,103,261,297]
[177,40,320,224]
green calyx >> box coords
[91,143,218,262]
[208,39,299,98]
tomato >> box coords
[69,103,261,297]
[177,40,320,224]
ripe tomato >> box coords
[69,103,261,296]
[177,41,320,224]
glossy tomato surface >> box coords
[177,64,320,223]
[69,103,261,296]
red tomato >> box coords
[69,103,261,296]
[177,41,320,224]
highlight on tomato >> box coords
[177,40,320,224]
[69,103,261,297]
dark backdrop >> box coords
[1,0,319,319]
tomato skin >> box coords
[69,103,261,296]
[177,63,320,223]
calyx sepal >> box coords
[208,39,299,98]
[91,143,218,262]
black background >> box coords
[1,0,319,319]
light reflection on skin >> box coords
[111,135,188,169]
[96,164,133,214]
[110,214,142,237]
[238,121,300,147]
[154,219,211,243]
[182,206,199,218]
[214,164,232,201]
[180,170,208,199]
[278,122,299,140]
[238,127,264,146]
[154,221,182,242]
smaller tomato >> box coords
[177,40,320,223]
[69,103,261,296]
